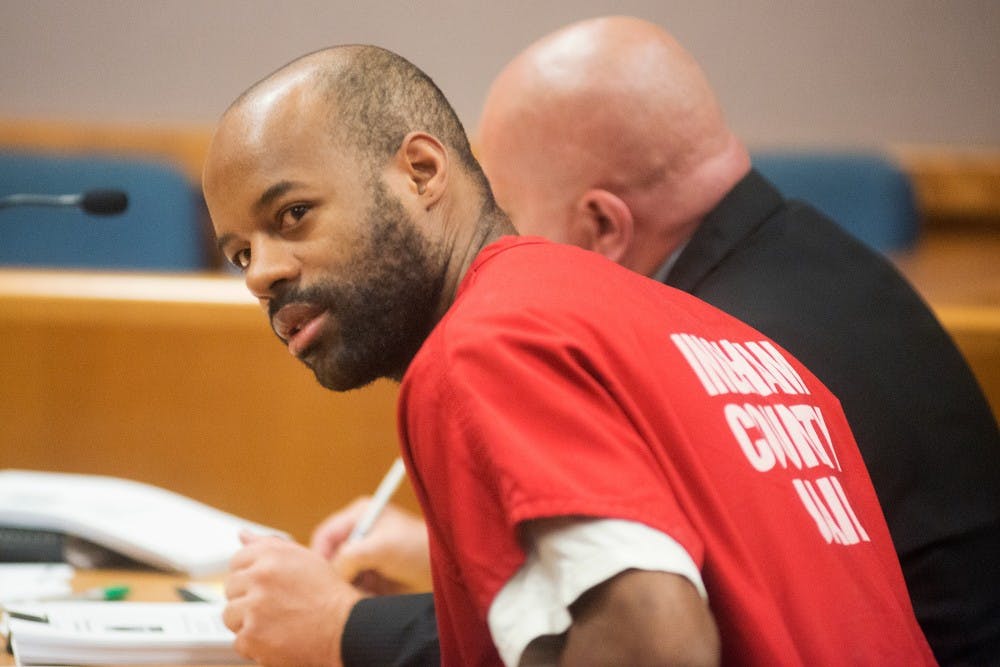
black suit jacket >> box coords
[342,170,1000,666]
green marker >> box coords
[31,585,131,602]
[75,585,130,601]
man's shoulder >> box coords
[695,195,916,300]
[461,235,637,309]
[415,237,660,373]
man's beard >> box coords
[269,181,444,392]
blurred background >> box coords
[2,0,997,147]
[1,0,997,542]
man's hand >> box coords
[310,497,433,595]
[224,532,363,667]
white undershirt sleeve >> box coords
[486,517,706,667]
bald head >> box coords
[219,45,483,181]
[478,16,750,276]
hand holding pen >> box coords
[310,458,433,594]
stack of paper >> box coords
[4,601,251,665]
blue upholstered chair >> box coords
[751,151,920,252]
[0,151,210,271]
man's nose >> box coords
[244,241,298,302]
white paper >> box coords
[5,601,251,665]
[0,564,74,604]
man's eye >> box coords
[281,204,309,227]
[231,248,251,270]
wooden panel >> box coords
[0,269,414,544]
[893,231,1000,420]
[891,232,1000,308]
[892,144,1000,227]
[0,117,212,184]
[933,306,1000,421]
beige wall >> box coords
[1,0,997,148]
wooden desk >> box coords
[69,568,209,603]
[1,568,238,667]
[0,269,418,544]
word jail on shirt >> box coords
[672,333,870,546]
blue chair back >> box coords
[751,151,920,252]
[0,152,210,271]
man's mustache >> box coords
[268,283,328,323]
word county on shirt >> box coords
[671,333,870,547]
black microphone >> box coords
[0,189,129,216]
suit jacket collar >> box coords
[665,169,784,291]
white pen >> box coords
[348,457,407,542]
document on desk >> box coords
[0,564,74,605]
[4,601,251,665]
[0,469,288,576]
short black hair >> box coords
[321,45,493,198]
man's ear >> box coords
[574,189,634,264]
[395,132,447,208]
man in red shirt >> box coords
[204,43,934,665]
[398,235,929,665]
